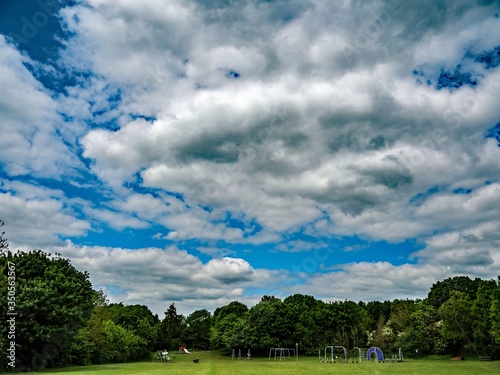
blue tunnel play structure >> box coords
[366,347,384,361]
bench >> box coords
[478,356,491,361]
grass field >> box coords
[26,350,500,375]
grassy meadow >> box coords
[23,350,500,375]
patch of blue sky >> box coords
[413,66,479,90]
[413,44,500,91]
[453,187,473,195]
[129,114,157,123]
[122,172,171,200]
[213,211,261,233]
[230,235,421,273]
[409,186,440,206]
[70,222,168,250]
[0,0,70,63]
[226,70,240,79]
[0,170,108,206]
[435,67,479,90]
[264,0,312,24]
[469,45,500,70]
[485,122,500,146]
[86,117,120,132]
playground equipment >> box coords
[179,346,191,354]
[152,350,170,362]
[352,347,363,363]
[232,348,240,360]
[366,347,384,362]
[232,348,251,360]
[389,348,403,362]
[323,346,348,363]
[269,347,296,360]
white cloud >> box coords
[0,36,79,178]
[40,242,283,315]
[0,191,89,248]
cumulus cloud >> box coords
[0,36,80,178]
[44,242,282,315]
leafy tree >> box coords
[281,294,324,352]
[160,303,185,349]
[439,291,474,353]
[214,301,249,320]
[211,301,249,349]
[428,276,481,309]
[0,250,94,371]
[490,278,500,346]
[471,279,498,357]
[398,300,444,356]
[212,313,247,349]
[105,303,159,356]
[87,319,145,363]
[246,296,283,349]
[184,309,211,350]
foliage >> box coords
[184,309,212,349]
[88,319,146,363]
[0,250,94,371]
[472,280,499,358]
[160,303,186,350]
[439,291,474,352]
[428,276,481,309]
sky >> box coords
[0,0,500,317]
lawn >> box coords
[26,351,500,375]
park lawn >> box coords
[26,351,500,375]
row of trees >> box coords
[1,222,500,371]
[209,277,500,359]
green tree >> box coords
[87,319,145,363]
[211,301,249,349]
[439,291,474,353]
[0,250,94,371]
[246,296,283,349]
[399,300,444,356]
[280,294,324,353]
[490,278,500,346]
[160,303,185,349]
[184,309,211,350]
[472,279,498,357]
[428,276,480,309]
[104,303,159,356]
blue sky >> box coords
[1,0,500,315]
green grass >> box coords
[24,351,500,375]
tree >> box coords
[102,303,159,357]
[0,250,94,371]
[428,276,481,309]
[471,279,499,358]
[87,319,145,363]
[184,309,211,350]
[211,301,249,349]
[160,303,185,349]
[398,300,444,356]
[246,296,283,349]
[490,278,500,347]
[213,301,249,320]
[439,291,474,353]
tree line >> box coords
[1,224,499,371]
